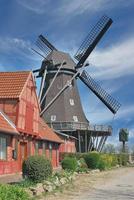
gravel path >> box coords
[47,167,134,200]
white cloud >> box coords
[0,37,40,62]
[85,103,134,124]
[87,37,134,80]
[116,105,134,121]
[16,0,134,16]
[16,0,49,14]
[58,0,133,16]
[129,128,134,139]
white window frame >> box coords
[0,136,7,160]
[73,116,78,122]
[51,115,56,121]
[69,99,75,106]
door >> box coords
[25,103,34,134]
[20,142,27,168]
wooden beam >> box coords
[85,131,87,152]
[78,131,81,153]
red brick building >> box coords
[0,71,62,175]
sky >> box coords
[0,0,134,148]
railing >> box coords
[48,121,89,131]
[47,121,112,134]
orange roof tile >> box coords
[39,118,62,143]
[0,71,30,98]
[0,110,19,134]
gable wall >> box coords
[0,99,18,124]
[17,73,40,135]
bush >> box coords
[22,155,52,183]
[60,152,84,161]
[111,154,118,167]
[117,153,128,166]
[98,154,113,170]
[0,184,29,200]
[77,158,88,169]
[84,152,100,169]
[61,157,78,171]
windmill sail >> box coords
[79,70,121,114]
[74,16,113,68]
[36,35,57,59]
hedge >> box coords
[60,152,129,170]
[22,155,52,183]
[83,152,100,169]
[61,157,78,171]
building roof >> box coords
[0,110,19,135]
[55,130,77,140]
[39,118,62,143]
[0,71,30,98]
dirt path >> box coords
[46,167,134,200]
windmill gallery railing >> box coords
[48,121,112,135]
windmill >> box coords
[33,15,121,152]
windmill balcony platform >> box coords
[48,121,112,136]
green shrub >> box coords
[117,153,128,166]
[84,152,100,169]
[97,159,107,170]
[111,154,118,167]
[60,152,84,161]
[0,184,29,200]
[22,155,52,183]
[61,157,78,171]
[16,179,36,188]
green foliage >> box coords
[77,158,88,169]
[119,128,129,142]
[84,152,100,169]
[61,157,78,171]
[16,179,36,188]
[76,158,88,173]
[60,152,84,161]
[111,154,118,166]
[103,144,116,154]
[22,155,52,183]
[117,153,128,166]
[0,184,29,200]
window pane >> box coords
[0,137,7,160]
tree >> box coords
[102,143,116,154]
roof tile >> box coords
[0,71,30,98]
[39,118,62,143]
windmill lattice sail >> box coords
[36,35,57,59]
[79,70,121,114]
[74,15,113,68]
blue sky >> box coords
[0,0,134,148]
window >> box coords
[0,137,7,160]
[35,142,38,155]
[43,142,46,155]
[38,141,43,149]
[73,116,78,122]
[69,99,74,106]
[51,115,56,121]
[49,143,52,160]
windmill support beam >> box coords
[99,135,108,152]
[97,136,104,152]
[95,133,99,150]
[88,132,93,151]
[40,61,65,106]
[85,131,88,152]
[38,68,47,102]
[78,131,81,153]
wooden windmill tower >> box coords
[33,16,121,152]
